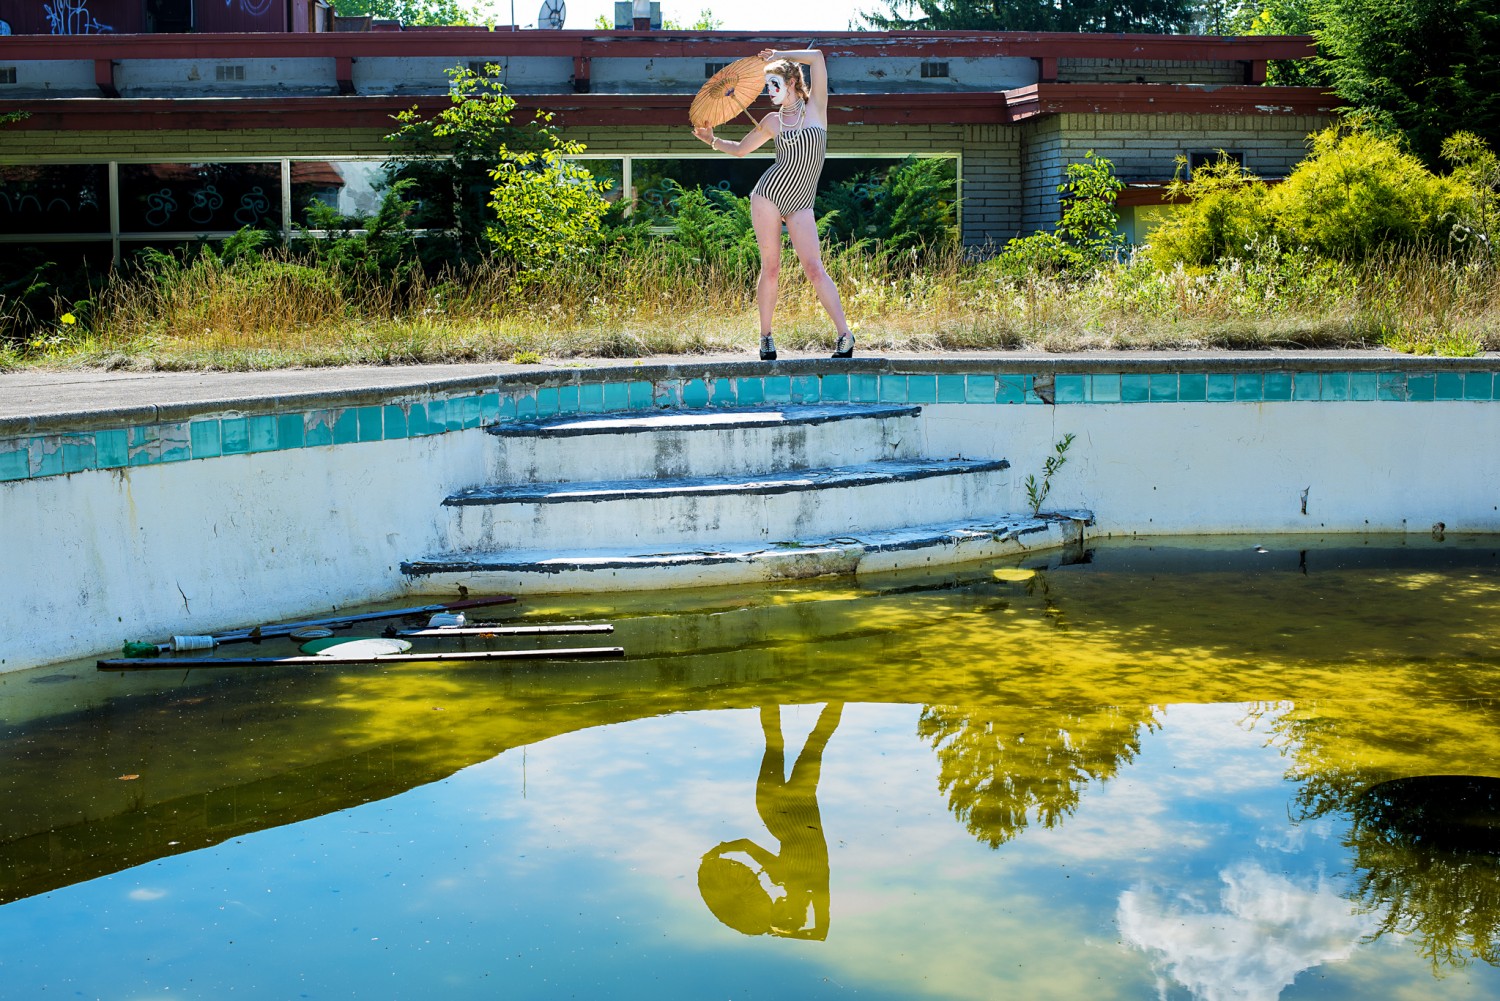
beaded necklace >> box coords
[777,99,806,131]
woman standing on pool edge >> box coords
[692,48,856,361]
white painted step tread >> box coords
[487,403,921,438]
[445,457,1011,506]
[405,514,1082,574]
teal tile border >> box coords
[5,364,1500,483]
[1055,375,1085,404]
[0,441,28,481]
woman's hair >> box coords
[763,59,809,101]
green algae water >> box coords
[2,536,1499,999]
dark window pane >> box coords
[119,162,281,233]
[629,156,948,221]
[0,165,109,235]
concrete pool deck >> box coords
[2,349,1490,431]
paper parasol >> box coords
[689,55,767,130]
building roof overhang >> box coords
[2,84,1336,132]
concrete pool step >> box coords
[482,403,924,483]
[441,457,1013,550]
[403,512,1089,593]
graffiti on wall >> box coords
[229,0,275,17]
[43,0,113,33]
[140,185,273,229]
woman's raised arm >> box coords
[759,48,827,118]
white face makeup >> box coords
[765,73,788,106]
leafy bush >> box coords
[1147,127,1483,268]
[299,179,417,286]
[387,66,608,271]
[1441,131,1500,257]
[816,156,958,251]
[666,184,759,274]
[1145,154,1272,269]
[486,136,610,272]
[1267,127,1472,259]
[991,151,1125,276]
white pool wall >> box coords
[3,357,1497,671]
[925,400,1500,535]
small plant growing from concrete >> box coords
[1025,433,1076,515]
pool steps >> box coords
[402,403,1090,592]
[479,403,926,483]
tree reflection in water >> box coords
[1257,705,1500,973]
[698,703,841,939]
[1345,776,1500,971]
[917,702,1162,848]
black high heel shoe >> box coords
[831,332,855,359]
[759,334,777,361]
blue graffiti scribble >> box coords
[44,0,113,34]
[189,185,224,225]
[234,186,270,227]
[145,189,177,228]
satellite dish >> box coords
[538,0,565,28]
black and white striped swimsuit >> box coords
[751,124,827,217]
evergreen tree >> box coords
[329,0,483,26]
[860,0,1198,33]
[1315,0,1500,168]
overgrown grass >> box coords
[10,239,1500,370]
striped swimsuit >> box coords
[751,124,827,217]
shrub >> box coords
[299,181,419,293]
[815,156,959,251]
[992,151,1125,276]
[387,66,609,271]
[486,142,609,272]
[1266,127,1472,259]
[1145,154,1272,269]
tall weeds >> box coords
[19,237,1500,369]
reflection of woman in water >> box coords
[698,702,842,939]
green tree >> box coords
[387,65,606,269]
[1315,0,1500,168]
[328,0,483,25]
[860,0,1197,32]
[993,150,1125,275]
[1225,0,1329,85]
[918,702,1161,849]
[486,123,610,270]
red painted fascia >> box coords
[1,85,1333,133]
[1003,82,1336,122]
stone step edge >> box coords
[402,512,1093,577]
[446,457,1011,506]
[486,403,923,439]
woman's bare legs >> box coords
[750,194,784,338]
[784,209,853,350]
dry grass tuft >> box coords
[15,242,1500,369]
